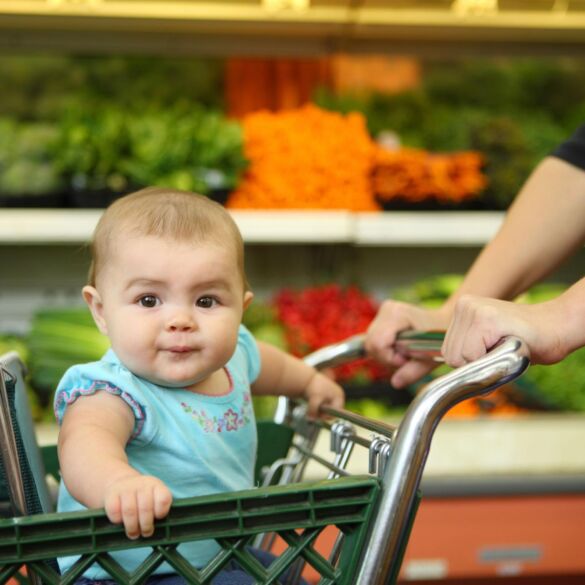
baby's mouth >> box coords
[166,346,195,354]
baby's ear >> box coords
[243,291,254,311]
[82,285,108,335]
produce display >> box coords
[226,105,379,211]
[1,56,584,210]
[55,104,248,198]
[0,119,64,201]
[373,148,486,207]
[26,308,109,410]
[316,59,585,209]
[274,284,389,384]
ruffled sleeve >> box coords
[53,358,146,440]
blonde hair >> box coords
[88,187,248,289]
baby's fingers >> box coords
[105,492,122,525]
[136,488,156,538]
[306,395,321,418]
[119,492,140,540]
[153,485,173,520]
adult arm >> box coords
[367,150,585,387]
[443,156,585,308]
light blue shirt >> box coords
[54,325,260,579]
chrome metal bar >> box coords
[303,333,366,369]
[355,336,530,584]
[304,330,445,370]
[320,406,397,439]
[298,417,376,450]
[291,444,351,477]
[274,331,442,424]
[393,330,445,362]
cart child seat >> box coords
[0,334,529,585]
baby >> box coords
[54,187,344,583]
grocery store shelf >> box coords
[0,1,584,56]
[232,210,355,243]
[355,211,504,245]
[0,209,504,246]
[0,210,100,245]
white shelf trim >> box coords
[232,210,354,243]
[0,209,505,245]
[355,211,505,246]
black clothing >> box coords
[551,124,585,171]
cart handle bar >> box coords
[355,334,530,584]
[303,330,445,370]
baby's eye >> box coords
[138,295,160,308]
[196,296,217,308]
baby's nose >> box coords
[166,312,196,332]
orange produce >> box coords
[373,147,487,204]
[445,386,527,418]
[227,105,380,211]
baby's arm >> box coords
[59,391,172,539]
[252,342,345,416]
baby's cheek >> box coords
[216,330,239,360]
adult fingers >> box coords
[365,301,406,365]
[443,296,498,367]
[390,359,435,389]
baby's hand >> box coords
[304,371,345,418]
[104,475,172,539]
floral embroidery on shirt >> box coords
[181,392,252,433]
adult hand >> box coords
[442,294,567,367]
[365,300,450,388]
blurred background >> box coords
[1,2,585,583]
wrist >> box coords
[300,367,319,399]
[433,303,455,330]
[552,287,585,358]
[104,467,141,492]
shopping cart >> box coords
[0,332,529,585]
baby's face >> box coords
[86,234,250,389]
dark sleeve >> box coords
[550,124,585,170]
